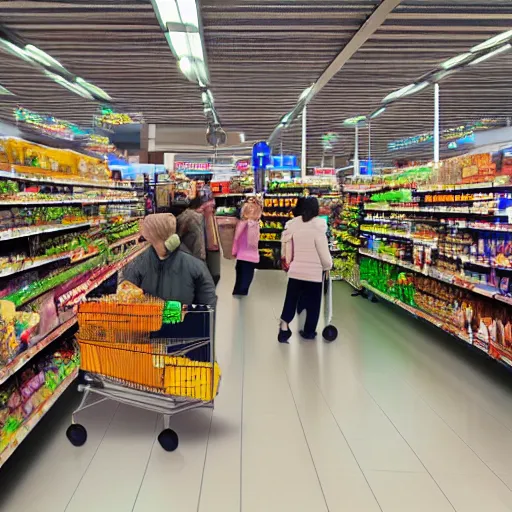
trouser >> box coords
[233,260,256,295]
[206,250,221,286]
[281,278,322,334]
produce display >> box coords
[354,147,512,368]
[0,136,146,467]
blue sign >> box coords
[252,141,271,170]
[359,159,373,175]
[272,154,300,170]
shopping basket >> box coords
[322,271,338,342]
[66,297,219,452]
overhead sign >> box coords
[236,159,250,172]
[314,167,336,176]
[175,161,212,172]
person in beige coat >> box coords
[278,197,332,342]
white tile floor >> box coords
[1,261,512,511]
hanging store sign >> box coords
[174,161,212,172]
[313,167,336,176]
[94,106,144,130]
[14,107,90,140]
[388,118,501,152]
[235,159,250,172]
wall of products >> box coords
[0,137,146,467]
[342,147,512,368]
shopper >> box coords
[123,213,216,306]
[176,196,206,261]
[278,197,332,342]
[232,196,262,296]
[197,186,221,285]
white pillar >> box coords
[354,125,360,176]
[301,106,307,178]
[434,83,440,164]
[368,122,371,161]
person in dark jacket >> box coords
[123,213,216,306]
[176,196,206,261]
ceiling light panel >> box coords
[469,44,511,66]
[471,30,512,53]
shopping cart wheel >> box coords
[158,428,179,452]
[322,325,338,343]
[66,424,87,447]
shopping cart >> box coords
[322,271,338,342]
[66,297,219,452]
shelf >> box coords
[0,368,78,469]
[365,205,507,216]
[0,316,77,386]
[0,168,134,191]
[359,248,501,300]
[213,193,246,197]
[109,233,140,249]
[57,242,148,308]
[361,229,412,240]
[361,281,473,346]
[0,198,138,207]
[0,222,91,241]
[416,182,498,192]
[0,254,70,278]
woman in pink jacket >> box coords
[279,197,332,342]
[232,196,262,296]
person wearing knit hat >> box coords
[123,213,216,306]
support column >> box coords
[354,125,360,176]
[434,83,440,164]
[301,106,307,178]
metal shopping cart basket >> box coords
[322,271,338,343]
[66,297,219,452]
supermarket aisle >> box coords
[1,262,512,511]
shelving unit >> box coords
[351,150,512,370]
[0,137,147,467]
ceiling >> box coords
[0,0,511,167]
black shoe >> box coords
[299,330,317,340]
[278,328,292,344]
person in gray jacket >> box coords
[123,213,216,307]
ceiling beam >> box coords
[268,0,403,145]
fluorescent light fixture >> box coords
[469,43,511,66]
[471,30,512,53]
[167,31,203,60]
[433,68,457,82]
[401,81,430,97]
[152,0,199,29]
[370,107,386,119]
[382,83,416,103]
[24,44,65,71]
[44,71,94,100]
[176,0,199,28]
[343,115,366,126]
[152,0,180,29]
[280,112,292,126]
[0,85,14,96]
[178,56,193,76]
[0,38,35,64]
[240,132,245,142]
[299,84,313,101]
[76,77,111,101]
[441,52,471,70]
